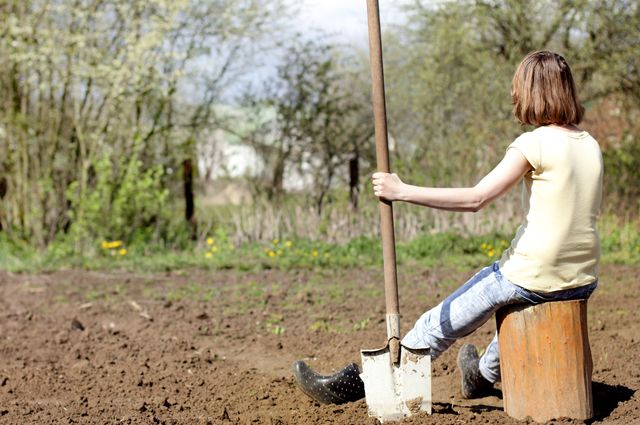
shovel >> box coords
[360,0,431,422]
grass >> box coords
[1,215,638,274]
[0,234,501,273]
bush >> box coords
[65,154,170,254]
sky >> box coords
[213,1,411,102]
[296,0,409,46]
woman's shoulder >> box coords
[511,129,539,146]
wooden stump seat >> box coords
[496,300,593,422]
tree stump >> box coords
[496,300,593,422]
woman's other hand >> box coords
[372,172,406,201]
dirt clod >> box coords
[405,396,423,414]
[221,407,230,420]
[71,319,85,331]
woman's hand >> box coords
[372,172,406,201]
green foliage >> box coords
[1,0,639,259]
[401,233,465,258]
[0,233,36,269]
[385,0,640,209]
[65,154,169,252]
[386,1,519,186]
[598,215,640,264]
[0,0,289,247]
[334,236,381,265]
[602,134,640,212]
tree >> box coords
[242,38,373,213]
[384,0,640,207]
[0,0,288,248]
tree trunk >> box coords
[349,149,359,211]
[270,150,286,200]
[0,176,6,232]
[183,158,197,240]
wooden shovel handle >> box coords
[366,0,400,335]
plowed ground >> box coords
[1,264,638,424]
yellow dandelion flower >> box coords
[102,240,121,249]
[211,246,218,253]
[268,250,276,257]
[285,240,292,248]
[488,250,495,258]
[205,252,213,258]
[206,237,214,246]
[312,250,318,257]
[119,248,127,256]
[273,239,279,245]
[481,243,488,249]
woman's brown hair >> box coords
[511,51,584,126]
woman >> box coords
[293,50,603,404]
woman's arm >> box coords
[371,148,532,212]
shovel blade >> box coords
[360,344,431,422]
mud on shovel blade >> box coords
[360,0,431,422]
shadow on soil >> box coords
[591,381,635,422]
[434,400,504,416]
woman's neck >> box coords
[546,123,583,133]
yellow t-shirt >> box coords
[499,126,603,293]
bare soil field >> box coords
[0,264,638,424]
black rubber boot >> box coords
[292,361,365,404]
[457,343,493,399]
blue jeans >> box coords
[401,262,597,383]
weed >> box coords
[242,281,265,300]
[327,284,345,301]
[113,283,125,295]
[269,325,285,335]
[266,313,284,326]
[309,319,334,333]
[264,314,285,335]
[201,289,219,302]
[84,289,104,302]
[353,317,370,331]
[165,289,183,302]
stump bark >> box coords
[497,300,593,422]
